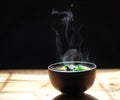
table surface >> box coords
[0,69,120,100]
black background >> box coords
[0,0,119,69]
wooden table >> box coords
[0,69,120,100]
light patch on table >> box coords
[35,89,60,100]
[96,69,120,100]
[109,89,120,100]
[89,80,103,90]
[10,74,49,81]
[0,73,11,82]
[2,81,49,92]
[86,91,110,100]
[0,93,38,100]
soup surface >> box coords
[52,64,90,71]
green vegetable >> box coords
[74,64,86,71]
[64,64,69,69]
[63,64,90,71]
[64,64,71,71]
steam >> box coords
[52,9,73,44]
[52,3,89,62]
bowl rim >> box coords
[48,61,96,73]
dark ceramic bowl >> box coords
[48,61,96,95]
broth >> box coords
[52,64,90,71]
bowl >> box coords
[48,61,96,95]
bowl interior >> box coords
[48,61,96,72]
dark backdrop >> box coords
[0,0,118,69]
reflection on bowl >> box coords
[53,93,98,100]
[48,61,96,95]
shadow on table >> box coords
[53,93,98,100]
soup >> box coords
[52,64,90,71]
